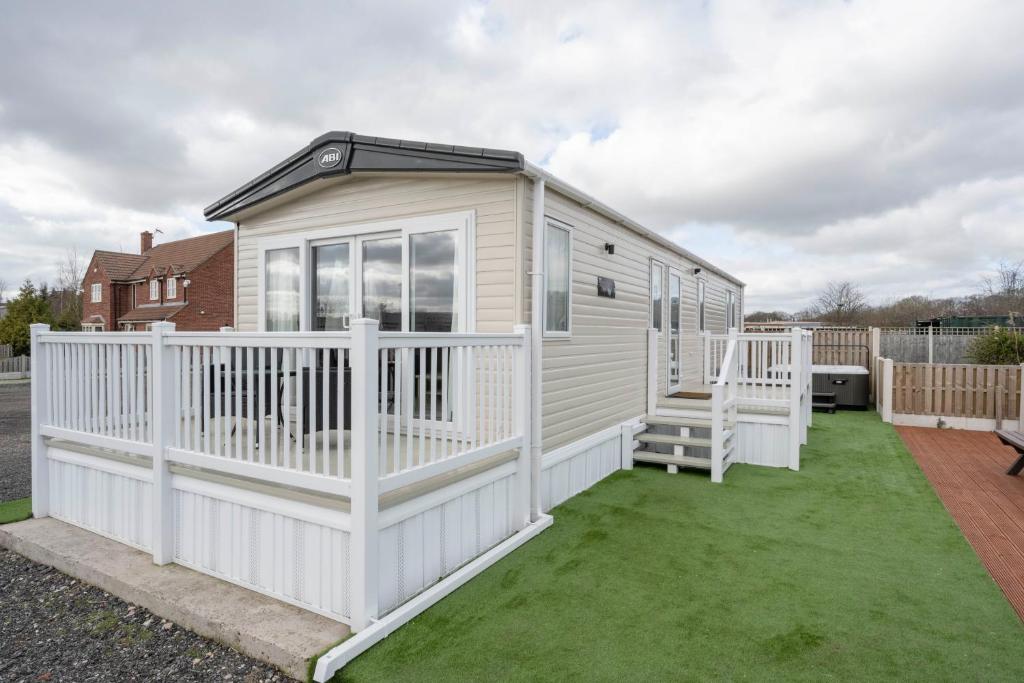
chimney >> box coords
[140,230,153,254]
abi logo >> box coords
[317,147,343,169]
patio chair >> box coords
[995,430,1024,476]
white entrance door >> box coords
[668,269,682,393]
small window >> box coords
[544,221,571,336]
[166,277,176,299]
[90,283,101,303]
[650,261,664,331]
[726,290,736,330]
[149,279,159,301]
[265,247,300,331]
[697,280,706,332]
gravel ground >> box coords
[0,380,31,502]
[0,549,288,682]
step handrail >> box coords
[710,329,740,483]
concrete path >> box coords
[0,517,350,681]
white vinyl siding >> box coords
[234,175,518,333]
[90,283,101,303]
[524,184,743,452]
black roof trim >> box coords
[204,131,524,221]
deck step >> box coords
[644,414,733,429]
[637,431,733,448]
[657,397,712,411]
[812,402,837,413]
[669,390,713,400]
[632,450,712,470]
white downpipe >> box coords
[528,176,545,521]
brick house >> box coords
[81,229,234,331]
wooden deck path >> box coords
[898,426,1024,619]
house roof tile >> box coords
[117,303,187,322]
[90,230,233,283]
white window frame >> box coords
[166,277,177,300]
[90,282,102,303]
[650,259,665,333]
[542,218,573,339]
[726,290,736,330]
[697,278,707,332]
[149,279,159,301]
[257,210,476,333]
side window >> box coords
[650,261,664,331]
[726,290,736,330]
[697,280,706,332]
[167,277,177,299]
[91,283,102,303]
[544,221,572,336]
[149,279,159,301]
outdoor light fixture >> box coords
[693,267,702,275]
[604,242,615,255]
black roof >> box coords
[204,131,524,221]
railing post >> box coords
[710,385,723,483]
[702,332,711,385]
[620,423,634,470]
[882,358,894,423]
[788,328,801,471]
[350,318,380,632]
[646,328,658,414]
[151,321,176,565]
[513,325,533,526]
[30,323,50,518]
[870,327,880,402]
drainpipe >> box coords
[527,173,545,521]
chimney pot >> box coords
[141,231,153,254]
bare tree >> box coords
[982,260,1024,297]
[810,281,866,325]
[56,247,85,326]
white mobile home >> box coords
[28,132,811,679]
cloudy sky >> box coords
[1,0,1022,312]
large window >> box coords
[313,242,351,331]
[90,283,101,303]
[361,236,403,332]
[265,247,300,331]
[544,222,571,336]
[650,261,664,331]
[697,280,706,332]
[410,230,458,332]
[149,279,159,301]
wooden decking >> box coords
[898,426,1024,619]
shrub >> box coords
[966,327,1024,364]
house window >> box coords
[265,247,301,331]
[312,242,351,331]
[650,261,664,331]
[544,221,571,336]
[410,230,458,332]
[149,279,159,301]
[698,280,706,332]
[726,290,736,330]
[166,277,176,299]
[90,283,101,303]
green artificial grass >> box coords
[336,412,1023,682]
[0,497,32,525]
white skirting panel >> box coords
[541,426,623,512]
[378,467,518,614]
[733,419,790,468]
[171,476,351,623]
[47,447,153,551]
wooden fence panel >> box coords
[892,362,1021,423]
[811,328,871,367]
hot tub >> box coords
[812,364,869,410]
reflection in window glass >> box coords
[698,280,706,332]
[651,263,663,331]
[362,237,403,331]
[545,224,570,333]
[313,243,351,331]
[411,231,457,332]
[265,247,300,331]
[670,273,681,384]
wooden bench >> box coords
[996,430,1024,476]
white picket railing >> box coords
[30,320,531,632]
[710,333,739,483]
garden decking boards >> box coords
[898,425,1024,619]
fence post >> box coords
[788,328,801,471]
[1019,364,1024,426]
[349,318,380,632]
[513,325,533,527]
[151,321,176,565]
[647,328,658,414]
[882,358,894,423]
[927,326,934,364]
[30,323,50,518]
[870,327,880,401]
